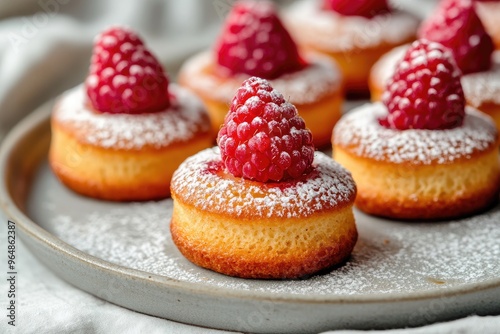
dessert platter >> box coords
[1,104,500,333]
[1,1,500,333]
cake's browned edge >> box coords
[355,183,500,221]
[170,197,358,279]
[170,216,357,279]
[332,143,500,220]
[50,162,172,201]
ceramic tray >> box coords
[1,101,499,334]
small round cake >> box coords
[333,104,499,220]
[370,0,500,128]
[334,40,500,220]
[284,0,418,94]
[171,77,357,279]
[371,49,500,121]
[178,1,343,147]
[171,148,357,279]
[179,52,342,148]
[49,26,212,201]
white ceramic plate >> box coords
[1,101,499,334]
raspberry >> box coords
[217,77,315,182]
[85,26,170,114]
[322,0,391,18]
[214,1,305,79]
[380,39,465,130]
[418,0,494,74]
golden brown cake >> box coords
[336,39,500,220]
[177,1,344,148]
[284,0,418,94]
[332,103,500,220]
[50,84,212,201]
[371,0,500,128]
[170,148,357,279]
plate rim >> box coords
[1,99,500,306]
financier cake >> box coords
[333,40,500,220]
[284,0,418,95]
[370,0,500,129]
[179,0,343,147]
[49,26,212,201]
[171,77,357,279]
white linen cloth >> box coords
[0,1,499,333]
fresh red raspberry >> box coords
[214,1,306,80]
[322,0,391,18]
[380,39,465,130]
[85,26,170,114]
[419,0,494,74]
[217,77,315,182]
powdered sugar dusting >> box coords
[372,46,500,108]
[54,84,210,150]
[333,103,497,164]
[284,0,418,52]
[28,161,500,296]
[180,51,341,105]
[171,148,355,218]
